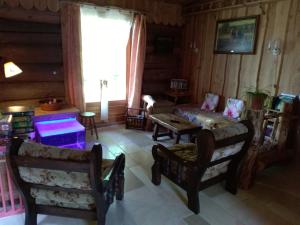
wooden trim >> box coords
[221,55,228,95]
[0,6,60,24]
[184,0,287,16]
[12,156,90,172]
[235,55,243,98]
[255,4,269,89]
[274,0,292,95]
[36,205,96,219]
[30,184,93,194]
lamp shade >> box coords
[4,61,22,78]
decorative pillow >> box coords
[201,93,220,112]
[223,98,245,119]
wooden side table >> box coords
[165,90,191,104]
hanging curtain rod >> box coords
[60,0,148,15]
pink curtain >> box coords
[127,15,147,109]
[61,3,85,112]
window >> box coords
[80,6,133,103]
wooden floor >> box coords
[1,124,299,225]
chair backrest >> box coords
[6,138,124,221]
[196,120,253,182]
[7,138,100,190]
[223,98,245,119]
[200,93,220,112]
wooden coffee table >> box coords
[149,113,202,144]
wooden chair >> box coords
[6,138,125,225]
[151,120,254,214]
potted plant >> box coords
[246,87,270,110]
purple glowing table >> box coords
[35,118,85,149]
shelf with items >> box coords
[240,95,299,189]
[1,106,34,139]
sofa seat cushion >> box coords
[159,141,245,181]
[174,104,203,126]
[175,106,236,129]
[31,188,95,210]
[168,143,198,162]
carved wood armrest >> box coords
[103,154,125,190]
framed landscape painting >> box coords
[214,16,259,54]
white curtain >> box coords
[80,5,133,121]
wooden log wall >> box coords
[0,18,64,108]
[86,101,126,125]
[182,0,300,110]
[142,23,182,96]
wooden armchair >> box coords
[6,138,125,225]
[151,120,254,214]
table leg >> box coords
[169,130,173,139]
[152,123,159,141]
[175,134,181,144]
[189,134,194,143]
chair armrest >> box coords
[103,153,125,190]
[126,108,147,116]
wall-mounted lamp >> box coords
[267,39,281,56]
[0,57,23,78]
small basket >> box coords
[39,99,63,111]
[40,103,62,111]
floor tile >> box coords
[1,124,299,225]
[184,214,211,225]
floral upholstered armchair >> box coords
[6,138,125,225]
[151,121,254,214]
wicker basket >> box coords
[40,103,62,111]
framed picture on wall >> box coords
[214,16,259,54]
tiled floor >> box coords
[1,125,299,225]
